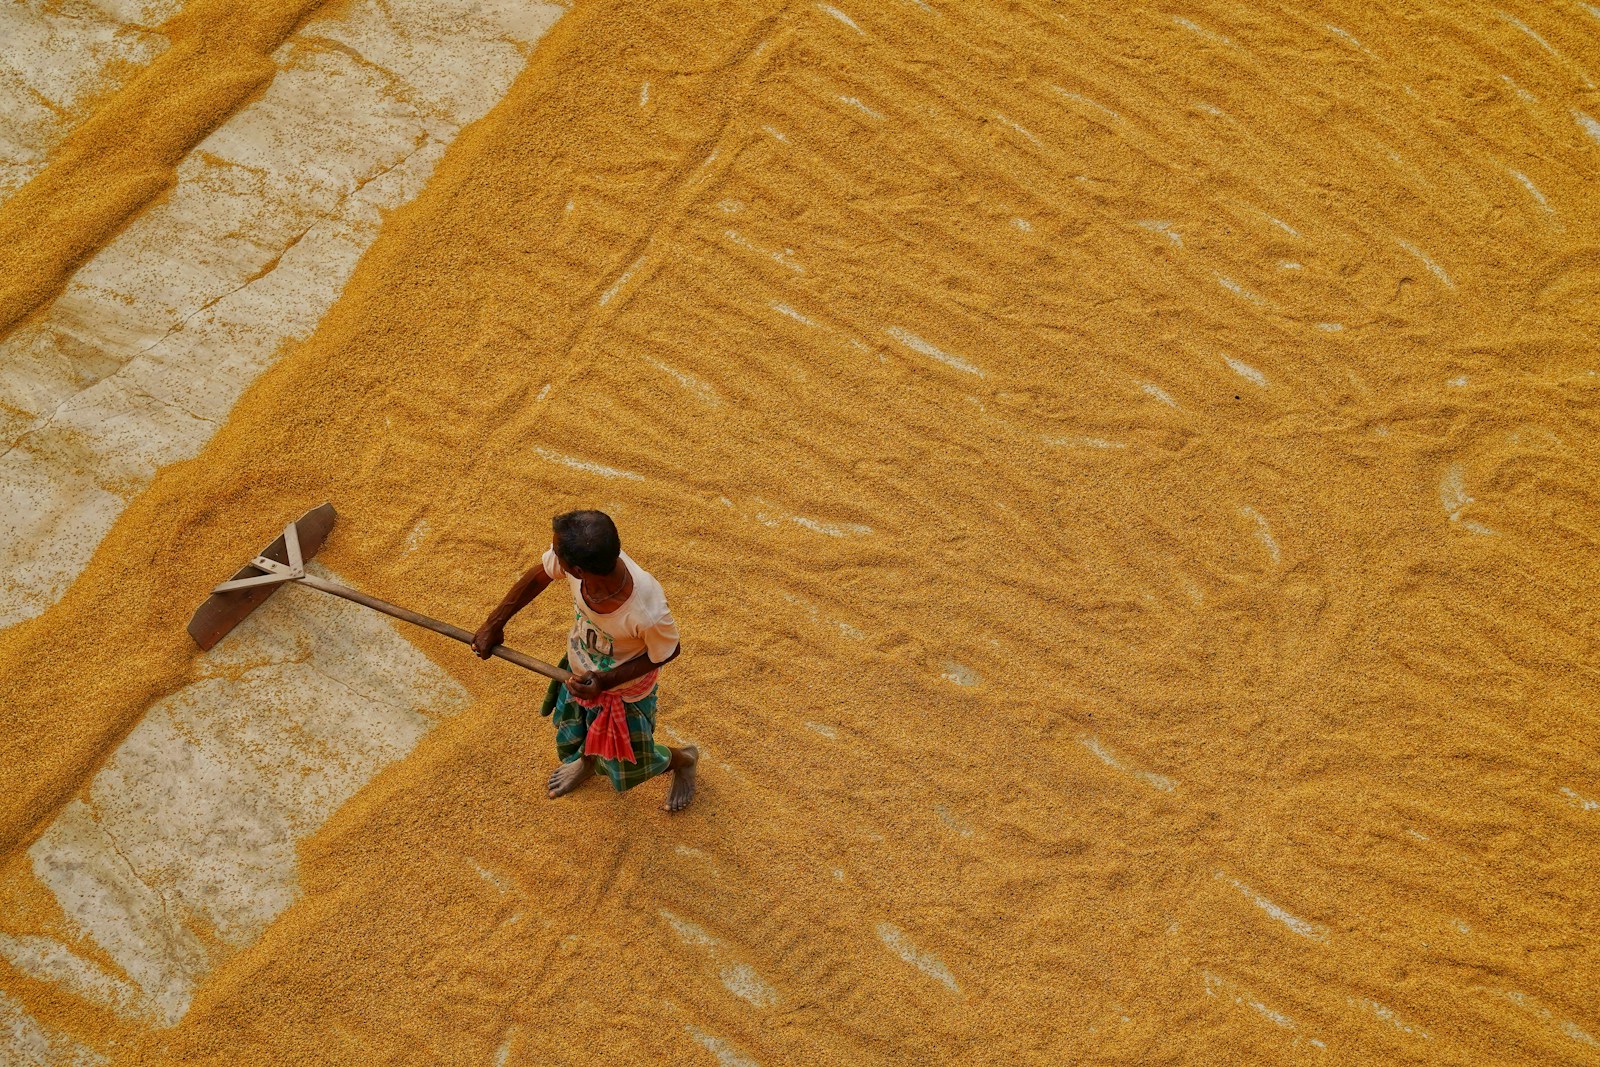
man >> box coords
[471,510,697,812]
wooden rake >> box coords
[187,502,572,682]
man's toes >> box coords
[547,762,589,799]
[663,773,693,812]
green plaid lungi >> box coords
[541,655,672,792]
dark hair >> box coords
[552,510,621,573]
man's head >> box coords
[552,510,622,577]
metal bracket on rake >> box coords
[212,521,306,592]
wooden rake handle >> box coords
[297,573,573,683]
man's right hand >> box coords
[470,623,503,659]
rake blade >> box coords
[187,502,338,650]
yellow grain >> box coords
[2,0,1598,1063]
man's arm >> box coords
[593,643,680,690]
[471,562,553,658]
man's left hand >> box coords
[565,671,605,700]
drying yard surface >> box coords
[1,0,1598,1064]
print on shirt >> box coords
[571,609,618,671]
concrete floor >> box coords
[0,0,562,1058]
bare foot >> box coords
[663,746,698,813]
[547,757,594,799]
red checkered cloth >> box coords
[573,669,659,763]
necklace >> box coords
[584,567,628,605]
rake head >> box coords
[187,502,338,650]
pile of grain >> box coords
[2,0,1596,1062]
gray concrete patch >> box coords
[0,0,564,628]
[13,564,469,1027]
[0,1,185,200]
